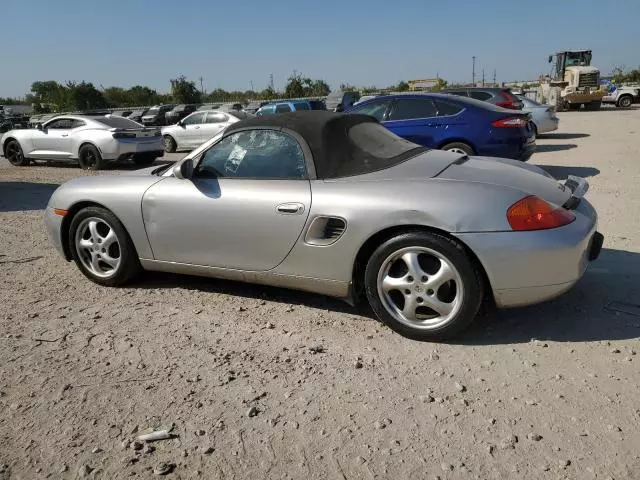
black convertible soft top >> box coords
[225,111,427,179]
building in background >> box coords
[407,78,440,91]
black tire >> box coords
[68,206,141,287]
[78,144,104,170]
[4,140,29,166]
[132,153,157,166]
[617,96,633,108]
[531,122,539,138]
[163,135,176,153]
[440,142,474,156]
[364,231,484,341]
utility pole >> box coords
[493,69,496,86]
[482,69,485,87]
[472,56,476,86]
[250,80,254,92]
[269,74,274,91]
[199,76,204,94]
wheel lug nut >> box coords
[421,276,428,282]
[407,276,414,282]
[417,297,423,303]
[427,289,434,296]
[404,289,411,295]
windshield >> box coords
[564,51,592,67]
[146,107,159,114]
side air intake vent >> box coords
[305,216,347,246]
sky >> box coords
[2,0,639,98]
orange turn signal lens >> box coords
[507,196,575,231]
[53,208,69,217]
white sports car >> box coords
[1,115,165,170]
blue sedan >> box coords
[345,93,536,160]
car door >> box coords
[179,112,207,148]
[382,98,440,147]
[142,128,312,271]
[200,112,230,143]
[31,117,77,158]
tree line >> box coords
[0,74,333,113]
[1,73,452,114]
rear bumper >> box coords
[98,138,165,161]
[536,117,559,134]
[479,129,536,161]
[455,199,601,308]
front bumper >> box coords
[44,207,67,260]
[455,199,601,308]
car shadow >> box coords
[536,144,577,153]
[0,181,59,212]
[539,165,600,180]
[137,271,362,316]
[134,247,639,344]
[537,133,590,140]
[454,247,640,345]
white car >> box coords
[161,110,240,152]
[1,115,164,170]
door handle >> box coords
[194,126,200,129]
[276,203,305,215]
[61,134,69,137]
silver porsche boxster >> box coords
[44,112,603,340]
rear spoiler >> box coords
[562,175,589,209]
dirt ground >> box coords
[1,108,639,479]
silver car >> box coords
[161,110,240,152]
[44,112,602,341]
[1,115,164,170]
[518,95,560,136]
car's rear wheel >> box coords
[69,206,141,286]
[5,140,29,166]
[78,144,104,170]
[617,96,632,108]
[132,153,157,166]
[441,142,474,156]
[531,122,539,138]
[163,135,176,153]
[364,231,484,341]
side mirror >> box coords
[36,124,43,131]
[173,158,194,179]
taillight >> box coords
[492,117,529,128]
[507,196,575,231]
[113,132,136,139]
[496,91,517,109]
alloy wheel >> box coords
[74,217,121,278]
[6,142,24,165]
[376,247,464,330]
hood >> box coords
[435,156,571,207]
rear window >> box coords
[469,91,492,101]
[96,116,144,129]
[146,107,159,113]
[293,102,310,111]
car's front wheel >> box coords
[617,95,633,108]
[69,206,141,286]
[4,140,29,166]
[364,231,484,341]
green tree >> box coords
[430,78,449,91]
[170,75,202,104]
[259,86,277,100]
[396,81,410,92]
[66,81,107,110]
[284,73,305,98]
[127,85,161,106]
